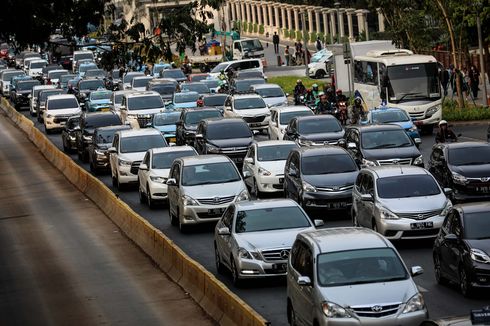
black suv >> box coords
[283,146,359,210]
[88,124,131,173]
[61,115,81,153]
[283,115,345,146]
[11,79,40,110]
[344,124,423,168]
[428,142,490,202]
[75,112,122,162]
[194,118,253,166]
[175,108,222,145]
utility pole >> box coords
[334,2,340,44]
[476,1,488,106]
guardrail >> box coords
[0,98,269,326]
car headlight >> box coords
[322,302,352,319]
[470,248,490,264]
[236,189,250,202]
[206,144,220,153]
[83,135,92,142]
[409,125,418,132]
[452,172,468,185]
[298,138,312,146]
[362,158,377,167]
[258,167,271,176]
[238,248,253,259]
[182,195,199,206]
[302,181,316,193]
[118,158,131,166]
[376,204,399,220]
[413,155,423,165]
[150,176,168,184]
[94,149,106,157]
[403,293,425,314]
[440,200,452,216]
[425,105,440,118]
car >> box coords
[72,50,94,73]
[362,106,421,144]
[120,91,166,127]
[352,166,452,240]
[147,80,178,103]
[251,83,287,107]
[160,68,187,83]
[84,89,113,112]
[46,69,69,85]
[175,108,223,145]
[43,94,82,134]
[27,59,48,78]
[75,111,122,162]
[152,63,172,77]
[36,88,65,122]
[118,71,144,90]
[201,93,227,113]
[214,199,322,285]
[61,115,81,153]
[166,155,250,232]
[111,89,136,113]
[188,73,209,82]
[284,146,359,211]
[41,64,64,82]
[87,124,132,173]
[76,79,105,106]
[428,142,490,202]
[287,227,428,326]
[344,124,424,168]
[0,69,25,96]
[131,75,154,91]
[30,85,56,116]
[194,118,253,166]
[170,91,200,109]
[78,62,98,78]
[57,74,78,90]
[9,75,32,99]
[433,202,490,297]
[283,115,345,146]
[108,128,168,190]
[181,82,211,96]
[84,68,106,80]
[11,79,40,110]
[268,106,314,140]
[209,59,264,79]
[223,93,270,133]
[242,141,299,197]
[201,78,220,93]
[232,78,266,93]
[235,70,267,81]
[150,110,181,144]
[137,146,198,208]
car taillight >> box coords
[46,79,51,85]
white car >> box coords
[27,59,48,77]
[242,141,298,197]
[251,83,288,108]
[138,146,197,208]
[223,93,270,132]
[120,91,166,128]
[111,90,136,114]
[131,75,154,91]
[268,105,314,140]
[30,85,56,116]
[108,128,168,190]
[43,94,81,134]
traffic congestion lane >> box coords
[17,108,490,326]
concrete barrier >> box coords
[0,99,269,326]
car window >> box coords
[355,173,364,193]
[291,241,308,276]
[143,152,150,166]
[301,154,357,175]
[221,205,235,228]
[463,212,490,239]
[170,163,181,184]
[364,174,374,195]
[246,145,255,160]
[450,213,462,238]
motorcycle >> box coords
[181,63,192,75]
[337,101,348,125]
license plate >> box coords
[272,263,287,272]
[476,186,490,193]
[328,202,346,209]
[410,222,434,229]
[208,208,224,215]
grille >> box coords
[272,184,283,189]
[197,195,235,205]
[316,185,354,192]
[130,160,142,175]
[196,211,224,219]
[402,229,440,238]
[396,209,442,220]
[53,115,71,123]
[409,111,425,119]
[377,158,412,165]
[220,147,248,154]
[351,303,401,318]
[136,114,153,128]
[261,248,290,262]
[242,115,265,123]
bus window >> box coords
[354,61,378,85]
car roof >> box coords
[151,146,196,155]
[348,124,404,132]
[94,124,131,132]
[179,154,231,166]
[271,105,313,113]
[252,83,281,90]
[456,201,490,215]
[118,128,162,137]
[46,94,77,101]
[255,140,297,147]
[235,199,301,210]
[364,165,429,178]
[443,141,490,150]
[125,91,161,98]
[295,145,349,157]
[300,227,392,253]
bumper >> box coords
[317,310,428,326]
[236,258,288,278]
[468,264,490,288]
[302,190,353,209]
[377,215,444,240]
[149,181,168,201]
[92,153,110,170]
[451,186,490,202]
[181,203,232,225]
[118,166,138,184]
[257,175,284,193]
[44,117,66,130]
[246,120,269,130]
[411,106,442,126]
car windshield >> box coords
[241,39,263,51]
[79,80,104,90]
[203,95,227,106]
[162,70,186,79]
[182,83,210,94]
[211,62,229,73]
[279,110,313,125]
[190,75,208,82]
[85,70,105,78]
[463,212,490,239]
[48,98,78,110]
[181,162,241,186]
[60,74,77,83]
[3,71,25,81]
[30,61,47,69]
[207,122,251,139]
[184,110,221,124]
[234,97,266,110]
[235,79,265,92]
[74,53,94,61]
[174,93,199,103]
[153,112,181,126]
[120,134,166,153]
[150,84,175,95]
[91,92,112,101]
[235,206,311,233]
[85,115,121,129]
[152,150,196,169]
[377,174,441,198]
[448,146,490,166]
[153,65,168,75]
[17,81,40,90]
[298,119,342,134]
[361,130,413,149]
[40,90,64,101]
[79,64,98,73]
[257,144,297,161]
[372,110,410,123]
[302,154,357,175]
[255,87,284,98]
[317,248,408,287]
[49,71,68,80]
[133,78,152,87]
[128,96,164,110]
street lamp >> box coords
[475,1,488,106]
[334,2,340,44]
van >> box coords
[72,50,94,73]
[307,48,333,78]
[232,38,264,60]
[209,59,263,79]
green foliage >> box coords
[259,25,265,35]
[310,32,317,43]
[289,29,296,40]
[317,32,324,44]
[253,23,258,33]
[296,30,303,41]
[324,33,332,44]
[443,100,490,121]
[283,29,289,38]
[268,76,330,96]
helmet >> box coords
[220,69,225,73]
[312,83,318,89]
[439,120,448,126]
[296,79,302,84]
[318,91,325,97]
[336,89,342,94]
[354,97,362,105]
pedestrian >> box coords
[469,65,480,99]
[441,65,450,97]
[316,37,322,51]
[272,32,280,54]
[295,42,301,64]
[284,45,290,66]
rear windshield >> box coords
[79,79,104,90]
[85,70,105,78]
[30,61,47,69]
[154,112,181,125]
[202,79,220,88]
[128,96,164,110]
[298,118,342,133]
[235,206,311,233]
[150,84,175,95]
[235,79,265,92]
[17,80,40,90]
[302,154,357,175]
[120,134,166,153]
[79,64,98,73]
[182,83,210,94]
[60,74,77,83]
[255,87,284,98]
[280,110,313,125]
[123,73,144,83]
[207,122,251,139]
[48,98,79,110]
[74,52,94,61]
[174,93,199,104]
[184,110,221,124]
[162,70,186,79]
[203,95,227,106]
[133,78,152,87]
[372,110,410,123]
[152,150,196,169]
[257,144,297,162]
[3,71,25,81]
[40,90,64,101]
[234,97,266,110]
[85,115,121,128]
[377,174,441,198]
[448,146,490,166]
[49,71,69,80]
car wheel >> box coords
[112,174,117,188]
[230,257,241,287]
[177,208,188,233]
[459,267,473,297]
[315,70,325,79]
[287,302,298,326]
[138,184,146,204]
[115,173,124,191]
[433,254,448,285]
[251,178,259,199]
[146,184,155,209]
[214,243,226,274]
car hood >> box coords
[118,152,146,162]
[318,279,418,307]
[208,137,253,148]
[262,97,287,107]
[151,168,171,178]
[257,160,287,176]
[48,108,81,116]
[235,108,269,117]
[236,227,315,251]
[184,124,198,132]
[465,239,490,254]
[449,164,490,178]
[362,147,420,160]
[303,171,358,188]
[183,180,245,198]
[378,194,447,213]
[300,131,345,142]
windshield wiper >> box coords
[369,143,399,149]
[396,92,423,103]
[218,178,241,183]
[187,181,217,186]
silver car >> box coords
[287,227,428,326]
[214,199,323,286]
[166,155,249,232]
[351,166,452,240]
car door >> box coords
[242,145,256,188]
[445,212,464,280]
[289,240,315,325]
[215,205,235,269]
[138,151,151,194]
[167,162,181,217]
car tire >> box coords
[177,208,188,233]
[214,243,226,274]
[459,267,473,297]
[138,184,146,204]
[115,173,124,191]
[231,257,242,287]
[287,301,298,326]
[315,70,325,79]
[251,178,260,199]
[146,184,155,209]
[433,254,448,285]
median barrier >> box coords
[0,99,269,326]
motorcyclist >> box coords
[335,89,347,103]
[218,69,227,81]
[305,84,320,104]
[351,96,364,123]
[293,79,306,104]
[435,120,457,143]
[311,83,320,99]
[67,84,76,95]
[316,93,335,115]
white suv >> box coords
[108,129,167,190]
[223,93,270,133]
[120,91,165,128]
[43,94,81,134]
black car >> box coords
[88,124,131,173]
[11,79,40,110]
[283,146,359,210]
[75,112,122,162]
[160,69,187,83]
[433,202,490,297]
[36,88,65,122]
[283,115,345,146]
[175,108,222,145]
[194,118,253,166]
[76,78,106,107]
[428,142,490,202]
[61,115,81,153]
[344,124,424,168]
[201,94,227,114]
[232,78,266,93]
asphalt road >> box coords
[12,103,490,325]
[0,110,215,325]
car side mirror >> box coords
[108,147,117,153]
[297,276,312,286]
[166,178,177,186]
[244,157,254,164]
[139,163,148,171]
[414,138,422,145]
[444,233,458,242]
[285,93,289,97]
[360,193,374,202]
[443,188,453,196]
[347,142,357,150]
[410,266,424,277]
[314,219,324,227]
[217,227,231,236]
[243,170,252,178]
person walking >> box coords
[272,32,280,54]
[441,66,450,97]
[284,45,290,66]
[316,37,322,51]
[469,65,480,99]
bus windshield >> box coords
[385,63,440,104]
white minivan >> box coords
[43,94,81,133]
[209,59,263,79]
[307,48,333,79]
